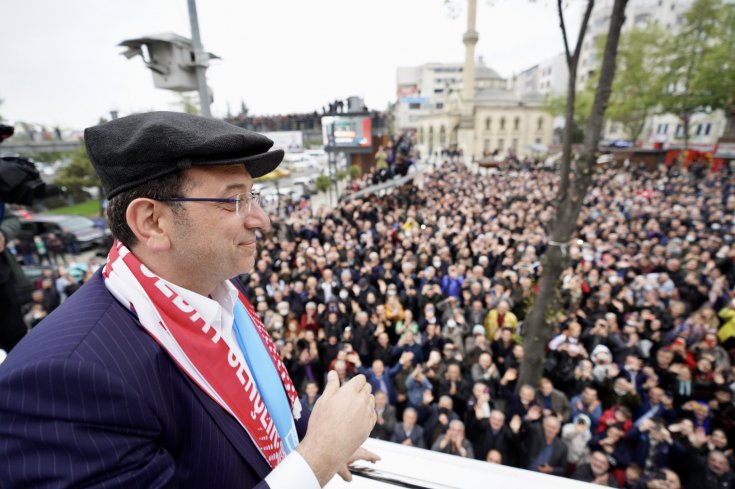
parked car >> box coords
[19,214,108,251]
[282,153,318,173]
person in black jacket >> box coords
[573,450,619,487]
[0,209,32,351]
[466,408,520,465]
[520,414,569,477]
[682,450,734,489]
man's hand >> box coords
[538,464,553,474]
[336,446,381,482]
[346,352,362,367]
[297,371,377,486]
[526,405,542,422]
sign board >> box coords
[322,115,372,153]
[261,131,304,152]
[325,438,595,489]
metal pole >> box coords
[187,0,212,117]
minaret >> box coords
[457,0,478,161]
[462,0,478,103]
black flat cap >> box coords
[84,111,283,199]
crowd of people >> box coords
[226,108,388,134]
[4,152,735,488]
[238,158,734,488]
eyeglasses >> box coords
[156,190,262,216]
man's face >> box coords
[489,411,505,431]
[542,417,560,440]
[582,387,597,405]
[711,430,728,449]
[540,379,553,396]
[590,452,609,476]
[708,452,730,477]
[372,360,385,377]
[305,383,318,398]
[447,364,460,381]
[375,391,388,409]
[649,388,663,405]
[520,386,535,405]
[403,409,417,428]
[165,165,270,291]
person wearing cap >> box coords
[0,112,378,488]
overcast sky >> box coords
[1,0,583,130]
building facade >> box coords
[401,0,555,161]
[573,0,729,151]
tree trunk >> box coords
[518,0,630,389]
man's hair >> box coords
[106,171,190,248]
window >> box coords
[610,123,619,134]
[705,123,712,136]
[435,103,444,109]
[434,88,444,94]
[535,138,542,144]
[439,126,446,146]
[409,103,421,110]
[514,117,520,131]
[483,139,491,151]
[418,128,424,144]
[695,124,703,136]
[428,127,434,147]
[500,117,506,130]
[537,117,544,131]
[498,138,505,150]
[512,139,519,152]
[675,124,683,137]
[485,117,492,130]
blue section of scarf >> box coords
[232,301,298,453]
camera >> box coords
[0,124,61,206]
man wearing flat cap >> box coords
[0,112,378,487]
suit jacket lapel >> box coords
[182,367,272,480]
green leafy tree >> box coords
[691,0,735,136]
[239,99,249,117]
[604,26,666,143]
[657,0,725,150]
[54,145,100,194]
[315,174,332,194]
[543,91,592,143]
[348,165,362,180]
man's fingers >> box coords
[322,370,340,398]
[337,465,353,482]
[348,447,381,464]
[347,374,367,391]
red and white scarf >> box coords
[103,240,300,468]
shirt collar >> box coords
[167,279,240,337]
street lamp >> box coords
[119,28,219,116]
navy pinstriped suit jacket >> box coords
[0,271,310,488]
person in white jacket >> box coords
[562,413,592,468]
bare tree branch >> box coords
[574,1,596,60]
[558,0,572,63]
[558,0,595,205]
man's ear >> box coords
[126,198,173,251]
